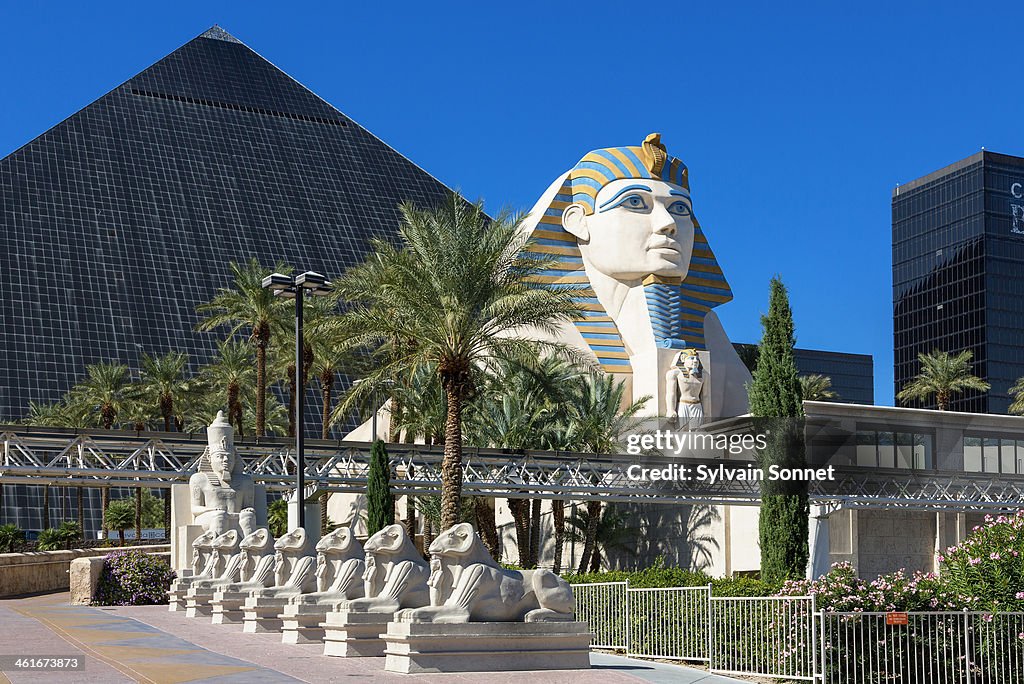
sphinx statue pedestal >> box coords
[242,528,316,634]
[320,523,429,658]
[279,527,365,644]
[382,619,593,674]
[169,531,217,612]
[184,530,242,618]
[322,609,391,657]
[208,528,276,624]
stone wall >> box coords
[855,510,935,577]
[0,544,170,598]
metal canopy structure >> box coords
[1,426,1023,513]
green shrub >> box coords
[563,557,778,596]
[36,528,63,551]
[93,550,175,606]
[0,523,25,553]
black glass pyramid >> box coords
[0,26,453,425]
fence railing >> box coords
[820,611,1024,683]
[710,595,816,681]
[572,582,1024,683]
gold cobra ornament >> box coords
[641,132,667,176]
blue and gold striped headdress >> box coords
[568,133,689,214]
[523,134,732,373]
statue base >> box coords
[168,573,200,612]
[242,595,293,633]
[322,610,392,657]
[280,602,341,644]
[210,590,248,624]
[382,621,593,674]
[184,587,216,618]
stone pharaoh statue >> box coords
[521,133,751,418]
[189,411,256,537]
[666,349,705,430]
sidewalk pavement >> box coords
[0,593,745,683]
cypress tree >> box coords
[749,276,808,584]
[366,439,394,535]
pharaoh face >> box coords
[683,354,701,373]
[209,446,234,484]
[563,178,695,281]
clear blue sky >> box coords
[3,2,1023,406]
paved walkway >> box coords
[0,594,744,683]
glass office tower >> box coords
[893,151,1024,413]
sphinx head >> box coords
[315,525,357,555]
[558,133,695,282]
[364,523,408,554]
[211,529,239,551]
[274,527,308,553]
[427,522,477,556]
[239,528,271,553]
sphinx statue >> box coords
[169,411,267,573]
[184,529,241,618]
[380,524,592,674]
[520,133,751,419]
[209,527,276,625]
[322,523,430,658]
[168,529,217,612]
[398,523,574,624]
[279,525,366,644]
[241,527,317,633]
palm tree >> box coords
[308,302,351,439]
[23,398,94,428]
[69,362,135,429]
[276,292,338,438]
[197,258,292,436]
[120,395,158,431]
[567,504,635,572]
[562,374,648,574]
[799,374,838,402]
[200,339,255,435]
[467,357,582,566]
[139,351,191,431]
[897,349,990,411]
[104,499,135,545]
[334,193,582,531]
[1011,377,1024,416]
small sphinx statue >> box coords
[209,527,276,625]
[280,526,366,644]
[322,523,429,658]
[665,349,705,430]
[242,527,317,633]
[169,530,217,611]
[398,523,575,623]
[185,529,241,618]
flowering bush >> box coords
[93,550,175,606]
[939,511,1024,611]
[776,511,1024,613]
[776,561,948,612]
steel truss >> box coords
[1,427,1023,513]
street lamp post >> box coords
[261,271,332,531]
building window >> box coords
[854,428,933,469]
[964,434,1024,475]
